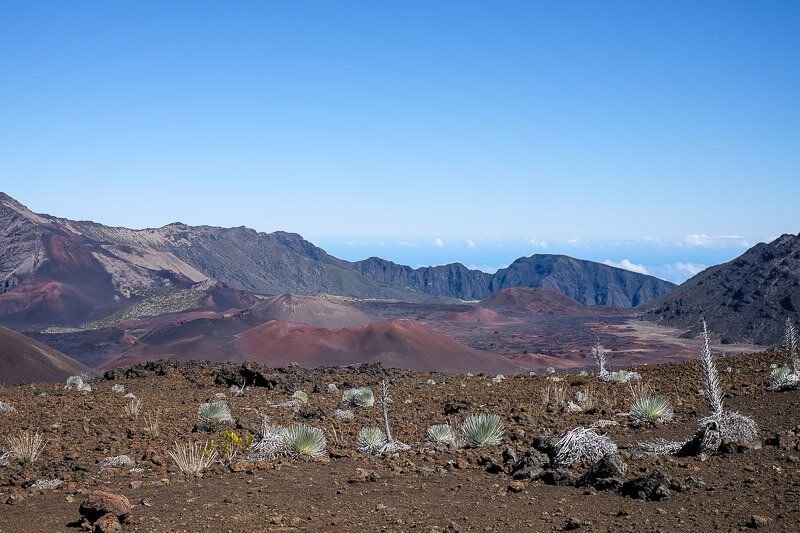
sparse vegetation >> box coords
[292,390,309,403]
[6,430,46,465]
[285,424,326,457]
[591,338,608,378]
[772,319,800,390]
[144,410,161,439]
[357,426,387,454]
[461,414,504,447]
[211,430,254,465]
[342,387,374,407]
[554,427,617,467]
[333,409,354,420]
[111,384,125,394]
[628,385,674,425]
[82,287,209,329]
[168,440,217,477]
[124,397,143,421]
[377,380,410,453]
[65,374,92,392]
[197,400,234,429]
[426,424,456,445]
[605,369,641,384]
[0,400,15,413]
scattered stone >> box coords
[79,490,132,524]
[748,515,771,528]
[93,513,122,533]
[442,521,462,532]
[621,472,671,501]
[507,480,525,493]
[579,453,627,490]
[542,468,580,486]
[348,468,379,483]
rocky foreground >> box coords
[1,351,799,532]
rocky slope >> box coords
[641,233,800,344]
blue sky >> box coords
[1,2,798,283]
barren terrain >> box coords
[1,350,799,531]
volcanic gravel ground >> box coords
[1,351,799,531]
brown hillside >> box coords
[0,325,88,384]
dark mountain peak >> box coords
[642,233,800,344]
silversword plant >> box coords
[124,397,142,421]
[628,387,674,425]
[357,426,387,454]
[461,414,504,447]
[426,424,456,445]
[285,424,326,457]
[65,374,92,392]
[197,400,234,429]
[342,387,374,407]
[591,338,608,378]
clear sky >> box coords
[1,1,798,282]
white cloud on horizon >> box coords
[684,233,749,248]
[466,238,477,248]
[466,263,508,274]
[603,258,650,275]
[433,237,444,247]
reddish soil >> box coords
[435,308,521,326]
[249,294,374,329]
[0,350,798,531]
[235,318,525,373]
[480,287,607,315]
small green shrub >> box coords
[292,390,309,403]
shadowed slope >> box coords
[641,233,800,344]
[0,325,88,384]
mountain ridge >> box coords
[0,192,675,328]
